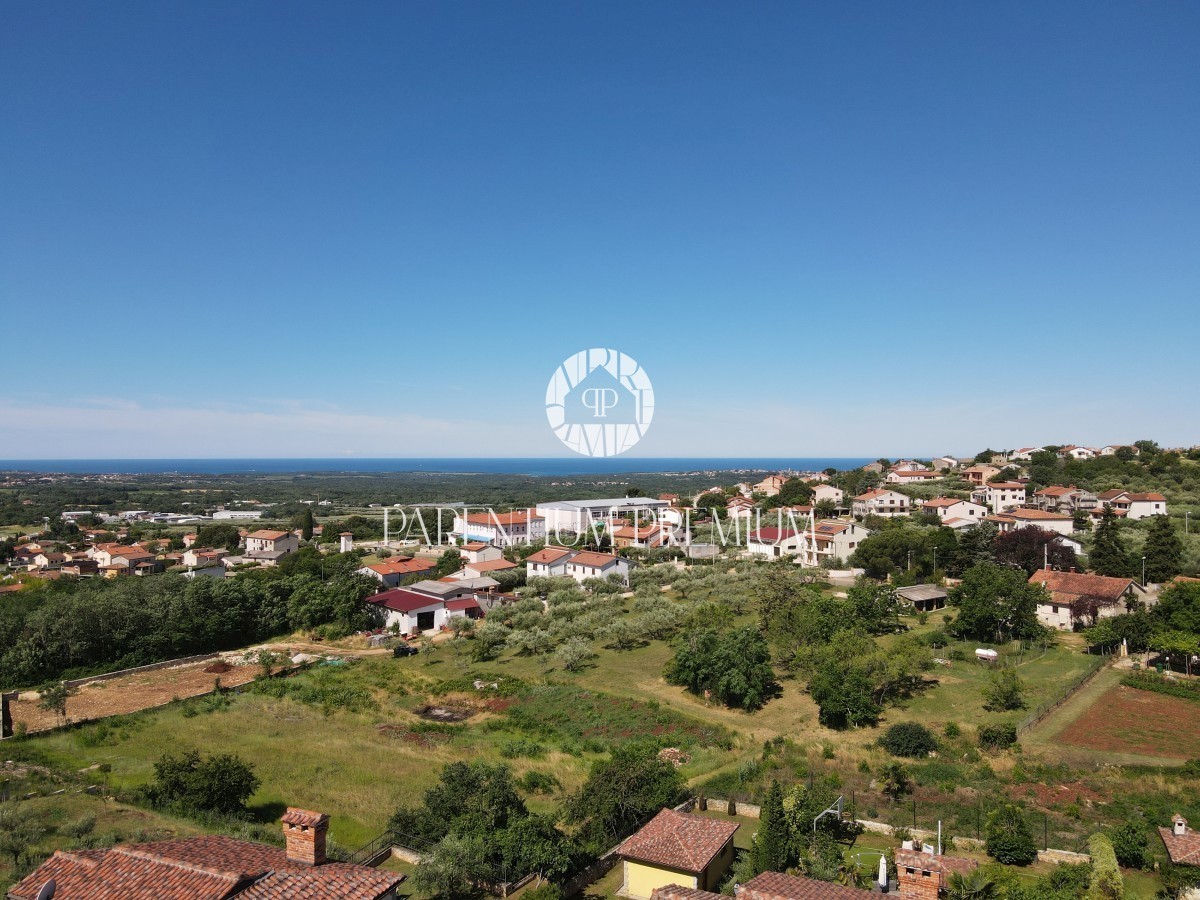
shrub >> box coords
[1087,832,1123,899]
[879,722,938,758]
[978,723,1018,751]
[500,738,546,759]
[985,804,1037,866]
[1110,821,1149,869]
[943,722,961,739]
[982,668,1026,711]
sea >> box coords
[0,457,879,476]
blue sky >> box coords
[2,2,1198,458]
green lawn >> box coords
[0,792,206,893]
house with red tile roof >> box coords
[367,588,450,635]
[459,541,504,565]
[564,550,630,586]
[1095,490,1168,520]
[525,546,576,578]
[243,529,299,565]
[1159,815,1200,868]
[746,527,803,559]
[1032,484,1097,514]
[986,507,1075,536]
[616,809,738,900]
[450,510,546,546]
[851,489,910,519]
[1029,567,1146,629]
[460,557,519,578]
[7,807,402,900]
[886,469,941,485]
[922,497,986,523]
[358,556,439,588]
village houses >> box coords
[852,488,910,518]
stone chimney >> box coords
[282,807,329,866]
[895,848,963,900]
[1174,814,1188,836]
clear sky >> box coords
[2,2,1198,458]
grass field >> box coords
[0,790,207,893]
[7,592,1173,896]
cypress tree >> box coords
[301,507,315,542]
[752,780,789,875]
[1090,508,1132,577]
[1143,514,1183,584]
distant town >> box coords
[3,442,1200,899]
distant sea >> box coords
[0,457,877,476]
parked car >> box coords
[393,644,418,658]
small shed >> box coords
[894,584,949,613]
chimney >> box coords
[895,849,942,900]
[282,808,329,866]
[1174,815,1188,836]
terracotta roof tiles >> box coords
[615,809,738,873]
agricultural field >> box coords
[8,655,262,734]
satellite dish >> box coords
[36,879,56,900]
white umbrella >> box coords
[878,854,888,889]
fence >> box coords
[60,652,222,689]
[1017,653,1106,734]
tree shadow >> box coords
[248,799,288,824]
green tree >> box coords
[564,743,684,853]
[877,762,910,799]
[38,681,76,725]
[1143,514,1183,583]
[950,563,1046,643]
[0,802,47,867]
[695,492,727,516]
[1089,508,1132,578]
[982,668,1026,711]
[985,804,1037,865]
[299,507,315,541]
[752,780,790,875]
[665,626,777,710]
[879,722,938,757]
[195,523,243,552]
[993,526,1077,576]
[1153,581,1200,634]
[945,868,1000,899]
[147,750,260,816]
[1109,820,1148,869]
[436,547,463,578]
[809,660,881,728]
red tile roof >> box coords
[1005,508,1071,521]
[364,558,436,576]
[739,871,871,898]
[615,809,738,873]
[446,597,482,611]
[1160,825,1200,866]
[246,530,289,540]
[749,527,797,543]
[924,497,967,508]
[368,588,443,613]
[466,558,518,573]
[7,835,400,900]
[570,551,622,569]
[652,886,727,900]
[463,511,543,526]
[527,547,574,564]
[1029,568,1136,604]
